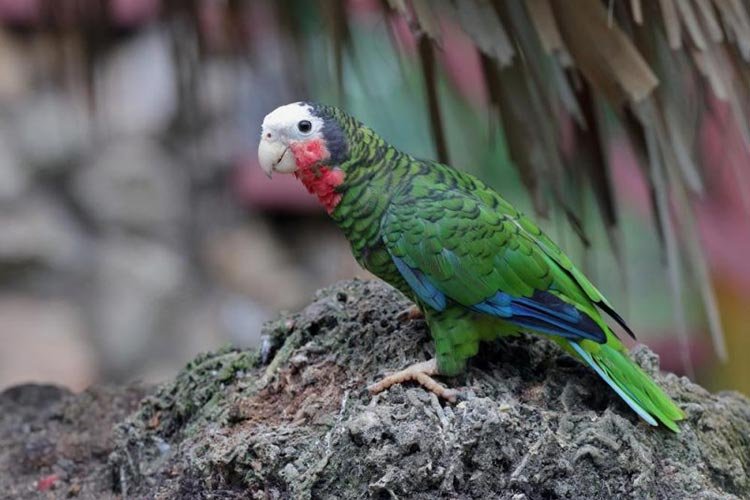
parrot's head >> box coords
[258,101,350,213]
[258,101,350,177]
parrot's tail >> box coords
[567,341,685,432]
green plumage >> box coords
[317,104,684,431]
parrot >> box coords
[257,101,685,432]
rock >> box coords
[203,222,311,310]
[193,120,241,179]
[290,219,374,284]
[0,297,95,391]
[12,88,90,171]
[0,280,747,498]
[0,125,28,202]
[96,27,176,136]
[187,61,252,180]
[137,292,234,384]
[0,195,86,274]
[218,293,271,348]
[90,236,187,379]
[199,59,243,120]
[203,219,369,313]
[73,138,187,234]
[0,384,148,499]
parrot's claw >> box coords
[396,305,424,322]
[367,358,458,403]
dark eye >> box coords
[297,120,312,133]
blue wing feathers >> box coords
[470,291,513,317]
[508,292,606,342]
[391,257,606,344]
[392,256,447,311]
[489,290,606,343]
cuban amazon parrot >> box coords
[258,102,685,431]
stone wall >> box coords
[0,26,361,389]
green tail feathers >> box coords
[568,341,685,432]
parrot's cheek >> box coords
[290,139,329,170]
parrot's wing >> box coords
[486,192,635,339]
[382,189,614,343]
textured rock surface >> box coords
[1,280,749,499]
[0,384,148,499]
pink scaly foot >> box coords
[367,358,458,403]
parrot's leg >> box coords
[396,305,423,321]
[367,358,458,402]
[368,310,492,402]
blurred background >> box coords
[0,0,748,395]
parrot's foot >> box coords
[396,305,423,322]
[367,359,458,403]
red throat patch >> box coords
[290,139,345,214]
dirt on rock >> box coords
[1,279,749,499]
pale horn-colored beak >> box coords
[258,137,296,178]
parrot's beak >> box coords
[258,136,296,178]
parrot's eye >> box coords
[297,120,312,134]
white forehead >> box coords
[262,102,323,133]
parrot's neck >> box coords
[290,104,413,251]
[329,127,407,248]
